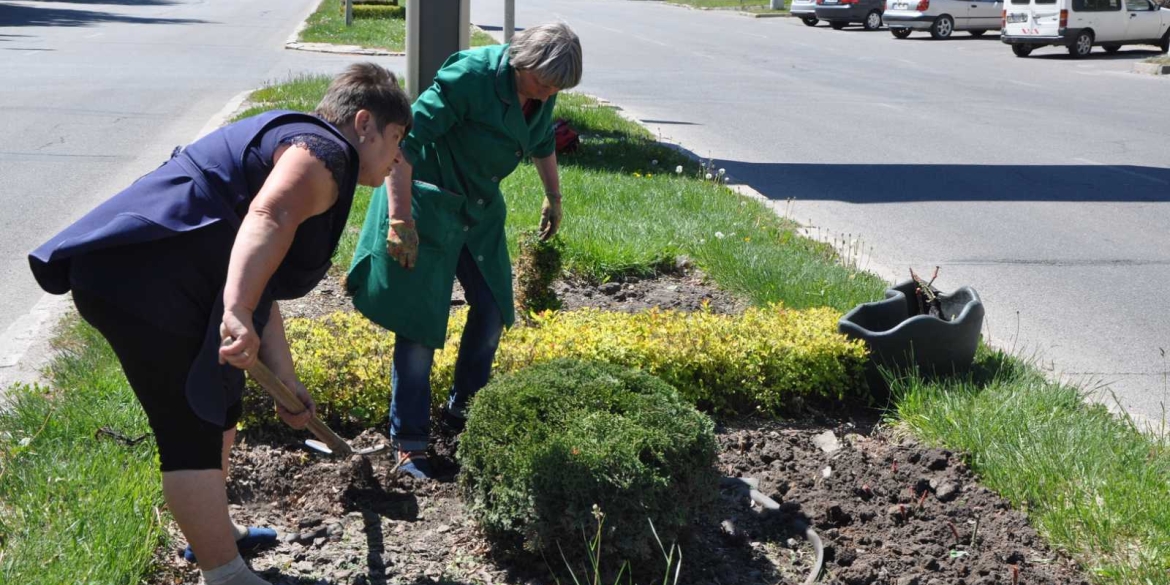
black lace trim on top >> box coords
[280,133,349,190]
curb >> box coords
[285,41,405,56]
[281,2,407,57]
[0,294,74,393]
[738,10,793,17]
[1132,61,1170,76]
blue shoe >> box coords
[395,450,435,480]
[182,526,278,564]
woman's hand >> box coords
[539,194,563,241]
[387,218,419,269]
[219,307,259,369]
[276,377,317,430]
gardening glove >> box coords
[539,194,563,241]
[275,376,316,430]
[386,218,419,270]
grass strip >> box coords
[890,349,1170,584]
[0,319,165,585]
[236,78,886,312]
[298,0,496,51]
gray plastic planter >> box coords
[839,280,984,391]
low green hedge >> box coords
[457,359,718,561]
[350,4,404,19]
[241,305,867,431]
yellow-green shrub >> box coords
[241,305,867,431]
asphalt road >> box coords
[0,0,404,339]
[473,0,1170,423]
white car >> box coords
[885,0,1003,38]
[792,0,823,26]
[1002,0,1170,56]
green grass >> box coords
[234,78,885,312]
[0,319,166,585]
[298,0,497,51]
[890,349,1170,584]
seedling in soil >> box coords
[909,266,947,321]
[916,490,929,511]
[946,520,961,544]
[1011,564,1020,585]
[971,514,981,548]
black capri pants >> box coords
[72,290,241,472]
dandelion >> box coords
[646,173,653,178]
[633,172,642,178]
[651,159,658,166]
[718,168,726,176]
[715,231,726,239]
[675,165,683,174]
[705,173,713,180]
[744,237,751,243]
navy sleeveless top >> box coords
[28,110,360,425]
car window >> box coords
[1035,0,1057,5]
[1125,0,1152,10]
[1010,0,1028,5]
[1072,0,1120,10]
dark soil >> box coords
[148,417,1089,585]
[280,266,745,321]
[150,272,1089,585]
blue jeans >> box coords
[389,247,504,451]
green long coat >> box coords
[346,44,557,349]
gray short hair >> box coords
[508,23,583,90]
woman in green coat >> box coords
[347,23,582,478]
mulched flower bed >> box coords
[148,273,1089,585]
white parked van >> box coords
[1001,0,1170,57]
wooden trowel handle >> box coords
[246,359,354,456]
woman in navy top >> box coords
[28,63,411,585]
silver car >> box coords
[792,0,822,25]
[884,0,1003,38]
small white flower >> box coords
[651,159,658,166]
[714,231,725,239]
[718,168,726,176]
[675,165,683,174]
[705,173,713,180]
[19,437,31,447]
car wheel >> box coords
[1103,45,1121,54]
[1068,30,1093,58]
[968,29,988,37]
[801,15,820,26]
[1011,44,1033,57]
[930,15,954,39]
[1160,30,1169,53]
[830,21,848,29]
[891,28,913,38]
[864,10,883,30]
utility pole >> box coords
[505,0,515,42]
[406,0,470,99]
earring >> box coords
[359,135,366,144]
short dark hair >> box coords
[316,63,412,133]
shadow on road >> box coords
[0,2,204,28]
[718,161,1170,202]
